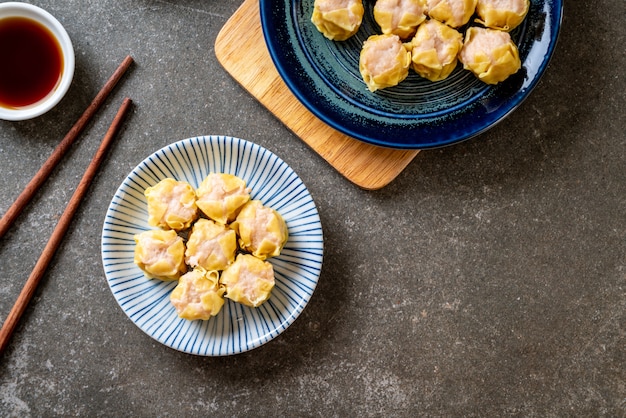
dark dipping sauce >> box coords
[0,16,63,109]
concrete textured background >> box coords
[0,0,624,416]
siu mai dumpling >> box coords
[427,0,477,28]
[459,27,521,84]
[195,173,251,224]
[170,269,225,320]
[185,218,237,271]
[221,254,275,308]
[374,0,428,39]
[134,229,186,280]
[144,178,198,231]
[410,19,463,81]
[311,0,365,41]
[231,200,288,260]
[359,34,412,92]
[476,0,529,31]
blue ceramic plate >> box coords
[260,0,563,149]
[101,136,324,356]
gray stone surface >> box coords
[0,0,624,416]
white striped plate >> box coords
[101,136,324,356]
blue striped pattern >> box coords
[101,136,324,356]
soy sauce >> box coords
[0,16,63,109]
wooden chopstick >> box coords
[0,97,133,355]
[0,55,134,239]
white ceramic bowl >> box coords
[0,2,74,121]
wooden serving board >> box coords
[215,0,419,190]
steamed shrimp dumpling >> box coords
[359,34,411,92]
[221,254,275,308]
[185,218,237,271]
[170,269,225,320]
[476,0,529,31]
[459,26,521,84]
[195,173,251,224]
[231,200,288,260]
[145,178,198,231]
[427,0,478,28]
[134,229,186,280]
[312,0,365,41]
[410,19,463,81]
[374,0,428,39]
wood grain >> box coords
[215,0,419,190]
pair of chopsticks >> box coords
[0,55,135,355]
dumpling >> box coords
[359,34,412,92]
[311,0,365,41]
[134,229,186,280]
[427,0,477,28]
[475,0,529,31]
[409,19,463,81]
[144,178,198,231]
[185,218,237,271]
[195,173,251,224]
[231,200,288,260]
[459,27,521,84]
[170,269,225,320]
[221,254,275,308]
[374,0,428,39]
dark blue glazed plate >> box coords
[260,0,563,149]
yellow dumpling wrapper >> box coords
[221,254,275,308]
[427,0,478,28]
[410,19,463,81]
[231,200,288,260]
[475,0,529,31]
[134,229,186,280]
[311,0,365,41]
[195,173,251,224]
[459,27,521,85]
[170,269,225,320]
[145,178,198,231]
[359,34,412,92]
[374,0,428,39]
[185,218,237,271]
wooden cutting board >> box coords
[214,0,419,190]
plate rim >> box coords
[260,0,564,150]
[101,135,324,356]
